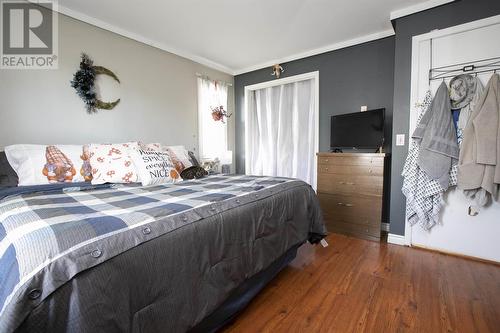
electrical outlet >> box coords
[396,134,405,146]
[360,106,368,112]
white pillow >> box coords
[4,144,90,186]
[88,142,140,184]
[139,142,162,151]
[131,147,181,186]
[162,145,193,173]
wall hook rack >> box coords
[428,56,500,82]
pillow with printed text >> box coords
[131,146,181,186]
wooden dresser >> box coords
[316,153,387,241]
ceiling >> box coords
[57,0,454,75]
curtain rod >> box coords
[196,73,233,86]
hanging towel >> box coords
[402,91,458,230]
[413,82,459,189]
[458,74,500,204]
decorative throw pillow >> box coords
[139,142,162,151]
[4,144,91,186]
[180,166,208,180]
[0,151,18,187]
[131,147,181,186]
[88,142,139,184]
[162,145,193,174]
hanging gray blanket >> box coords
[413,82,459,189]
[402,91,457,230]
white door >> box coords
[407,15,500,262]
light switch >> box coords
[396,134,405,146]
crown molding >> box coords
[233,29,395,75]
[56,4,395,77]
[53,4,235,75]
[390,0,456,21]
[35,0,457,77]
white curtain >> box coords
[247,79,316,187]
[197,77,229,160]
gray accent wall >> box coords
[234,36,396,174]
[389,0,500,236]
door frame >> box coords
[405,14,500,246]
[243,71,320,189]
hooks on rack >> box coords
[429,56,500,81]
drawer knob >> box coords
[325,159,329,162]
[325,168,329,171]
[346,182,355,185]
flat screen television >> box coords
[330,108,385,150]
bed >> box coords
[0,174,325,333]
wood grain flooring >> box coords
[222,233,500,333]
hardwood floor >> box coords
[222,233,500,333]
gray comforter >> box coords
[0,175,325,332]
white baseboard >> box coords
[387,233,407,246]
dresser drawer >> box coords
[318,193,382,226]
[318,155,384,167]
[318,164,383,177]
[327,221,381,240]
[317,173,383,196]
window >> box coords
[197,77,229,161]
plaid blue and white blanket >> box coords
[0,175,323,332]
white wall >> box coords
[0,13,234,155]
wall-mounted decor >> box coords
[211,105,232,123]
[271,64,284,78]
[71,53,121,114]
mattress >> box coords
[0,175,325,332]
